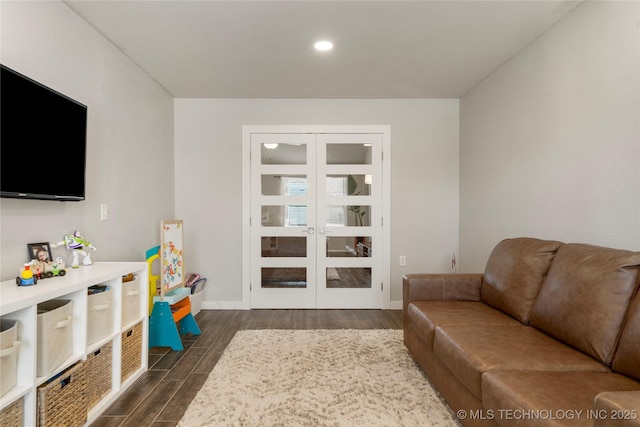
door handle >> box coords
[318,227,331,234]
[302,227,315,234]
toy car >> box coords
[27,257,67,280]
[42,257,66,278]
[16,263,37,286]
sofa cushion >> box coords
[530,243,640,365]
[595,391,640,427]
[407,301,521,348]
[403,273,483,303]
[481,237,562,324]
[433,324,609,400]
[483,371,640,427]
[613,293,640,380]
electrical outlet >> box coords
[399,255,407,267]
[100,203,108,221]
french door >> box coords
[248,130,384,309]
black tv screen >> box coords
[1,64,87,201]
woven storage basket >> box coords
[86,341,112,410]
[121,322,142,383]
[0,398,23,427]
[37,361,86,427]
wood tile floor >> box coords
[90,309,403,427]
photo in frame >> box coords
[27,242,52,264]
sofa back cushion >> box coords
[612,293,640,380]
[530,243,640,365]
[481,237,562,324]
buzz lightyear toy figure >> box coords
[52,230,97,268]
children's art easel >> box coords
[148,220,201,351]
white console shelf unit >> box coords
[0,262,148,427]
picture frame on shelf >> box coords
[27,242,52,264]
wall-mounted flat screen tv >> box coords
[1,64,87,201]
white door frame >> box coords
[242,125,391,309]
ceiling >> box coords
[64,0,583,99]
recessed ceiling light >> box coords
[314,40,333,51]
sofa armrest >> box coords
[402,273,483,312]
[594,391,640,427]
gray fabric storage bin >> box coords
[1,319,20,397]
[122,276,142,326]
[37,300,73,377]
[87,286,113,346]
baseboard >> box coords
[201,300,404,310]
[389,300,403,310]
[201,300,247,310]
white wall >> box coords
[0,1,175,280]
[459,0,640,272]
[174,99,459,308]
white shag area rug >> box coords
[178,329,461,427]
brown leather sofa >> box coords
[403,237,640,427]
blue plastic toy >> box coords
[16,263,37,286]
